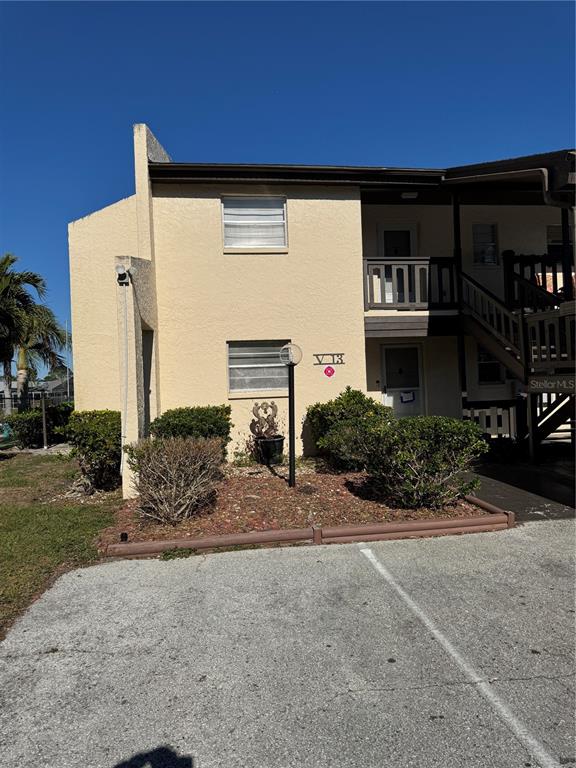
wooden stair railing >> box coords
[461,273,524,366]
[535,392,575,442]
[509,272,561,312]
[503,251,574,304]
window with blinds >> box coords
[472,224,499,265]
[228,341,290,391]
[222,197,287,248]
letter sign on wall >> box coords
[313,353,344,380]
[313,353,345,366]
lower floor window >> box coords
[228,340,289,391]
[477,346,504,384]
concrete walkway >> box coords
[473,467,575,522]
[1,518,574,768]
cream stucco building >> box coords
[69,126,575,495]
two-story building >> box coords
[69,125,575,496]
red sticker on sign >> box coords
[324,366,335,377]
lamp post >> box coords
[280,343,302,488]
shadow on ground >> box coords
[113,746,193,767]
[473,462,575,522]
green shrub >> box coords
[47,402,74,432]
[125,437,223,524]
[150,405,232,446]
[4,402,75,449]
[5,411,45,448]
[306,387,393,469]
[318,410,394,470]
[357,416,488,508]
[66,410,121,489]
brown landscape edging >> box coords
[104,495,514,558]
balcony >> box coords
[364,258,458,310]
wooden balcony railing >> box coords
[463,399,517,439]
[525,302,575,372]
[364,258,457,310]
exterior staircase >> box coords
[459,255,575,449]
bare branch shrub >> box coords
[125,437,224,524]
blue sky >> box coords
[0,0,574,370]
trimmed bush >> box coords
[318,411,393,470]
[5,410,45,448]
[306,387,393,469]
[66,410,121,490]
[150,406,232,446]
[125,437,223,524]
[357,416,488,508]
[4,402,75,449]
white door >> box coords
[381,345,423,417]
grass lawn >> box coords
[0,451,120,639]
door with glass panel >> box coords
[381,345,423,416]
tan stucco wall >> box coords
[151,184,366,455]
[68,196,138,411]
[365,336,461,418]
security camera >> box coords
[116,264,129,285]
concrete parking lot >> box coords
[1,518,574,768]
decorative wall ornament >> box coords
[249,401,280,438]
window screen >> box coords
[223,197,286,248]
[473,224,499,265]
[228,341,290,391]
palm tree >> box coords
[15,305,67,409]
[0,253,46,382]
[0,254,66,410]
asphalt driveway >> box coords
[1,519,574,768]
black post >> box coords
[452,193,467,410]
[560,208,574,301]
[288,362,296,487]
[527,392,538,462]
[41,391,48,450]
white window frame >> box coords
[227,340,290,394]
[472,223,499,266]
[221,195,288,253]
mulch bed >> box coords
[97,466,487,550]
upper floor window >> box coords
[222,197,287,249]
[228,340,289,391]
[472,224,498,265]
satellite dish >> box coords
[280,342,302,366]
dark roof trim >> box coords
[148,162,444,187]
[445,149,574,179]
[149,150,575,201]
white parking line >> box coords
[358,545,561,768]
